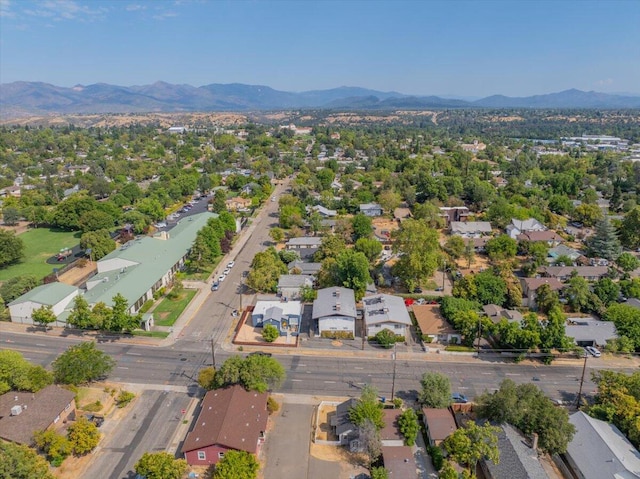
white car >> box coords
[585,346,601,358]
[223,268,231,276]
[218,275,225,282]
[227,261,235,268]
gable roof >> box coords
[312,287,357,320]
[516,231,562,243]
[380,409,403,442]
[483,424,550,479]
[332,398,358,436]
[8,282,77,307]
[359,203,382,212]
[381,446,418,479]
[412,305,457,335]
[181,385,268,454]
[362,294,411,327]
[422,408,457,442]
[567,411,640,479]
[277,274,314,289]
[0,385,75,445]
[450,221,492,235]
[548,244,582,260]
[287,260,322,275]
[286,236,323,247]
[542,265,608,279]
[510,218,547,232]
[565,318,618,346]
[520,277,564,293]
[84,212,216,308]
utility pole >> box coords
[576,352,588,408]
[391,343,397,401]
[476,318,482,357]
[211,338,216,369]
[442,258,447,291]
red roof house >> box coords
[182,385,268,466]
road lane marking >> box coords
[291,379,302,382]
[36,344,46,347]
[298,364,306,367]
[481,372,491,375]
[117,366,129,370]
[324,381,336,384]
[505,373,521,376]
[355,367,364,370]
[126,352,141,356]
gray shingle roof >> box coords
[277,274,314,289]
[451,221,492,235]
[567,411,640,479]
[362,294,411,326]
[483,424,550,479]
[565,318,617,346]
[312,287,357,320]
[0,385,75,445]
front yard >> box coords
[153,289,197,326]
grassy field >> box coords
[0,228,80,281]
[153,289,197,327]
[132,330,170,338]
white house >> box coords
[506,217,546,240]
[251,300,302,336]
[362,294,411,338]
[359,203,383,217]
[8,282,79,327]
[312,287,357,338]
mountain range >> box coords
[2,81,640,117]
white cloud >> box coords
[0,0,15,18]
[595,78,614,87]
[152,10,178,20]
[125,4,146,12]
[23,0,108,22]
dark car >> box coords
[414,287,423,293]
[85,413,104,427]
[452,393,468,403]
[211,281,219,291]
[248,351,272,357]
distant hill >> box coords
[474,89,640,109]
[1,81,639,117]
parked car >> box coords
[223,268,231,275]
[585,346,601,358]
[413,287,423,293]
[84,413,104,427]
[211,281,219,291]
[452,393,468,403]
[218,275,225,283]
[227,261,235,268]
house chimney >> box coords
[532,433,539,450]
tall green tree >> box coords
[0,350,53,394]
[214,450,259,479]
[31,305,57,329]
[78,209,115,233]
[67,295,95,329]
[66,416,100,455]
[443,421,500,474]
[619,207,640,250]
[135,452,188,479]
[392,219,442,292]
[418,372,451,408]
[398,408,419,446]
[0,230,24,267]
[586,217,622,261]
[349,385,384,430]
[354,237,383,263]
[617,252,640,272]
[52,342,116,385]
[485,235,517,262]
[80,229,116,260]
[605,304,640,351]
[0,442,56,479]
[476,379,576,454]
[351,214,373,241]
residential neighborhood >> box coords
[1,109,640,479]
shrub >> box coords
[83,400,102,412]
[139,300,154,314]
[428,445,444,471]
[262,324,279,342]
[375,329,403,348]
[320,330,354,340]
[267,396,280,414]
[116,390,135,408]
[422,335,433,343]
[76,258,88,268]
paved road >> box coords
[84,390,192,479]
[3,332,628,405]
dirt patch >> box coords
[58,261,97,287]
[331,340,343,348]
[315,404,339,442]
[0,220,30,235]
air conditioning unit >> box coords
[10,405,22,416]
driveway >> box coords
[263,402,313,479]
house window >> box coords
[218,452,225,459]
[65,403,71,411]
[197,451,206,460]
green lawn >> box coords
[0,228,80,281]
[132,330,170,338]
[153,289,197,327]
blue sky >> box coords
[1,0,638,97]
